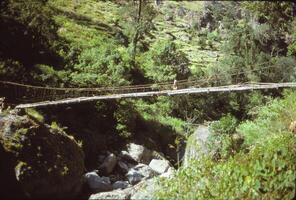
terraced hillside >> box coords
[50,0,222,78]
[153,1,222,76]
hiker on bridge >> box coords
[173,79,178,90]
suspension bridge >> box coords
[0,62,295,109]
[1,79,296,109]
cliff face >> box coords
[0,111,85,199]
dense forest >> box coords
[0,1,295,199]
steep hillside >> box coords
[0,1,295,199]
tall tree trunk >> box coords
[131,0,142,64]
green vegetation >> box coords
[155,91,296,200]
[0,1,295,198]
[25,108,44,123]
[237,91,296,145]
[1,1,294,124]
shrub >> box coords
[210,114,238,135]
[155,132,296,200]
[140,40,190,82]
[31,64,69,86]
[237,90,296,145]
[114,100,138,139]
[69,43,132,87]
[208,114,241,160]
[155,91,296,200]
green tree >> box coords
[141,40,190,82]
[69,41,132,87]
[119,0,157,64]
[207,1,296,84]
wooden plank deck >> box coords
[15,82,296,109]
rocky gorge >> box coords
[84,144,175,200]
[0,109,184,199]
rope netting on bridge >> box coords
[0,77,210,103]
[0,63,295,108]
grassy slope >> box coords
[49,0,119,47]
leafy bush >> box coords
[31,64,69,86]
[69,42,132,87]
[0,59,25,81]
[155,91,296,200]
[114,100,138,139]
[237,90,296,146]
[140,40,190,82]
[25,108,44,123]
[135,97,187,134]
[208,114,241,160]
[156,132,296,200]
[210,114,238,135]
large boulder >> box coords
[117,160,129,173]
[99,153,117,175]
[133,164,158,179]
[126,164,157,185]
[89,189,130,200]
[160,167,175,179]
[183,125,210,167]
[90,179,158,200]
[84,172,112,193]
[130,179,158,200]
[126,169,143,185]
[89,178,159,200]
[0,112,85,199]
[125,143,152,164]
[149,159,170,174]
[112,181,130,190]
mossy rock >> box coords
[183,125,210,167]
[0,112,85,199]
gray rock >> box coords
[90,181,151,200]
[84,172,112,193]
[126,169,143,185]
[134,164,157,178]
[120,150,136,163]
[99,153,117,174]
[130,179,158,200]
[160,167,175,178]
[149,159,170,174]
[117,160,129,173]
[183,125,211,167]
[112,181,130,190]
[126,143,152,164]
[126,164,157,185]
[89,189,130,200]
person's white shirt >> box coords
[173,80,177,90]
